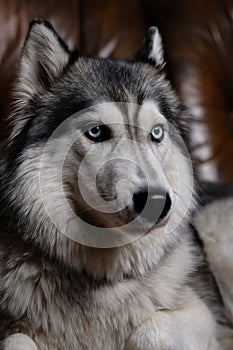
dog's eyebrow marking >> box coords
[137,101,167,132]
[78,103,124,126]
[141,101,163,117]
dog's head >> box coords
[1,20,195,278]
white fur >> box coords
[0,239,218,350]
[0,102,218,348]
[3,334,37,350]
[195,199,233,324]
[0,23,220,349]
[7,102,195,271]
[125,289,219,350]
[148,27,164,67]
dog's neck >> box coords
[0,214,192,283]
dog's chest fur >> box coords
[0,236,195,350]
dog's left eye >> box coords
[151,124,164,143]
[85,125,111,142]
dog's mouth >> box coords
[72,201,135,229]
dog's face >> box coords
[2,21,194,273]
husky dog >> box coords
[0,20,224,350]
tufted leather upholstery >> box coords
[0,0,233,182]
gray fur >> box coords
[0,20,229,350]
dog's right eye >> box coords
[85,125,111,142]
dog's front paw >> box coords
[1,333,37,350]
[124,325,173,350]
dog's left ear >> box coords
[16,19,71,106]
[135,27,165,68]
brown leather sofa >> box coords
[0,0,233,183]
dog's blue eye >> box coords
[85,125,111,142]
[151,124,164,143]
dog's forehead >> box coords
[72,57,146,98]
[70,58,173,114]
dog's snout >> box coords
[133,188,172,225]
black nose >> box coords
[133,189,172,224]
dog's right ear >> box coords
[16,19,71,107]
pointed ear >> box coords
[16,19,71,106]
[135,27,165,68]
